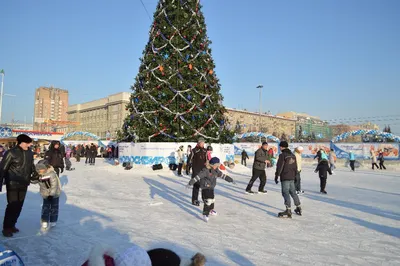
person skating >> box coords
[245,142,270,194]
[371,150,379,170]
[0,134,38,237]
[349,151,356,171]
[241,150,249,166]
[188,138,207,206]
[315,159,332,194]
[294,146,304,194]
[378,150,386,170]
[329,149,337,174]
[35,160,61,231]
[186,157,236,222]
[185,145,192,175]
[275,141,301,218]
[176,145,184,176]
[44,141,65,177]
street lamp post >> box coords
[0,70,16,125]
[257,84,264,142]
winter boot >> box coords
[2,228,13,237]
[294,206,302,216]
[278,208,292,218]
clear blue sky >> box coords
[1,0,399,134]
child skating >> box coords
[315,159,332,194]
[36,160,62,231]
[187,157,236,222]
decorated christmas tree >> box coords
[119,0,234,143]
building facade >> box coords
[67,92,131,139]
[34,87,69,131]
[277,111,332,141]
[225,108,296,138]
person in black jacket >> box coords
[0,134,38,237]
[241,150,249,166]
[246,142,270,194]
[188,138,207,206]
[315,159,332,194]
[275,141,301,218]
[45,141,65,176]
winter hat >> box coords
[197,137,205,143]
[261,141,268,146]
[35,160,50,172]
[279,141,289,148]
[209,157,220,166]
[147,248,181,266]
[115,244,151,266]
[17,134,32,144]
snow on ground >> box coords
[1,159,399,266]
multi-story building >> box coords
[34,87,69,131]
[277,111,332,141]
[225,108,296,138]
[67,92,131,139]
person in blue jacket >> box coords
[349,151,356,171]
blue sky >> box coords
[1,0,399,134]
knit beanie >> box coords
[17,134,32,144]
[279,141,289,148]
[147,248,181,266]
[209,157,220,166]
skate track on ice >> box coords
[0,160,399,265]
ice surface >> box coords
[1,160,399,265]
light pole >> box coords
[0,70,16,125]
[257,84,264,142]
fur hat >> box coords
[17,134,32,144]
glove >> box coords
[60,168,64,173]
[47,196,53,200]
[275,177,279,184]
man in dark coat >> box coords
[188,138,207,206]
[44,141,65,176]
[246,142,270,194]
[275,141,302,218]
[0,134,38,237]
[241,150,249,166]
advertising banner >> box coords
[118,142,235,165]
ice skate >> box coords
[278,208,292,218]
[210,209,218,216]
[294,206,302,216]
